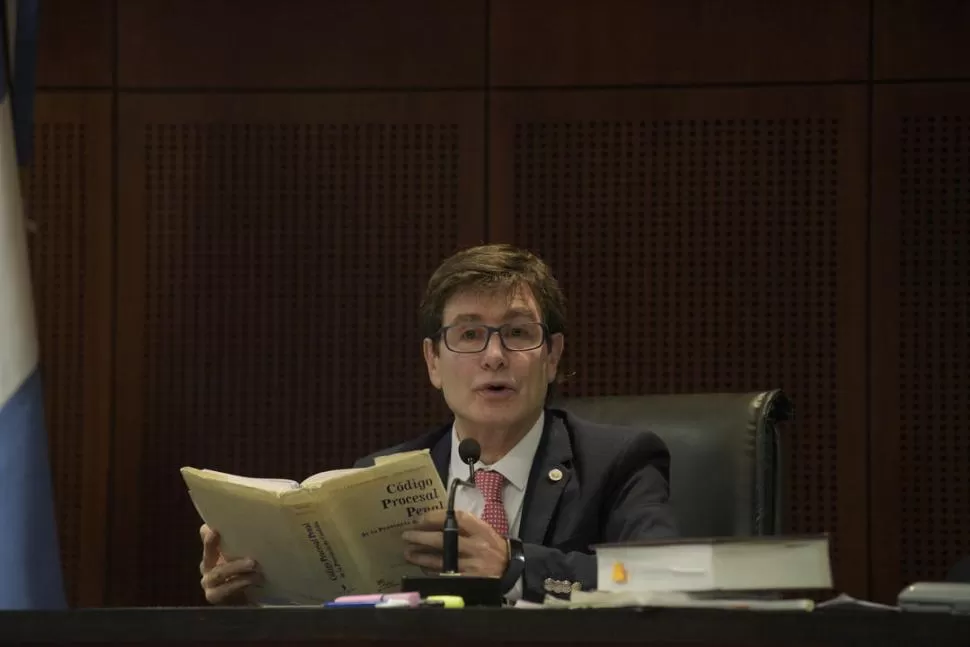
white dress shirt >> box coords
[447,411,544,601]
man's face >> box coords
[423,285,564,435]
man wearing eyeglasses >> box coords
[376,243,675,602]
[200,243,675,604]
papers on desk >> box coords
[539,590,815,611]
[816,593,898,611]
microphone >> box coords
[442,438,481,573]
[401,436,500,606]
[460,438,481,484]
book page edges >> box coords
[182,472,363,603]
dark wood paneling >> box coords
[490,87,869,596]
[490,0,869,86]
[870,84,970,603]
[36,0,113,87]
[117,0,485,88]
[111,93,484,605]
[23,93,113,606]
[874,0,970,80]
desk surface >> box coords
[1,607,970,646]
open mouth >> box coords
[479,384,515,395]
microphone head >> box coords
[458,438,481,466]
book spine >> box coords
[286,497,360,597]
[297,515,347,585]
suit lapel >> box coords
[519,412,574,544]
[430,425,451,484]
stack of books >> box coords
[566,535,834,610]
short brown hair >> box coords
[419,244,566,342]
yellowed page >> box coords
[180,450,445,601]
[310,451,447,592]
[197,468,299,493]
[182,468,359,604]
[300,468,360,487]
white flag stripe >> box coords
[0,96,38,408]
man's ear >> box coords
[546,333,564,384]
[423,338,442,390]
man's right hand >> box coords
[199,524,260,605]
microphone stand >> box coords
[401,440,502,606]
[443,455,476,573]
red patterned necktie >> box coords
[475,470,509,536]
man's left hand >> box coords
[402,510,509,577]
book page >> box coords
[182,468,359,604]
[193,468,299,493]
[300,468,360,488]
[373,451,426,465]
[314,450,447,592]
[180,450,445,602]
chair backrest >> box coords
[556,390,792,538]
[947,556,970,583]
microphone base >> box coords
[401,574,504,607]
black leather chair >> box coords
[947,556,970,583]
[557,390,793,539]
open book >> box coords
[181,450,446,605]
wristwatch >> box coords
[499,537,525,593]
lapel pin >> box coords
[548,468,563,482]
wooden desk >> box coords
[1,607,968,646]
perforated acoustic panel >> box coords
[112,94,483,605]
[22,94,112,606]
[871,86,970,602]
[490,88,869,594]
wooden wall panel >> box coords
[20,0,969,607]
[490,0,869,86]
[35,0,113,87]
[490,87,869,596]
[117,0,486,89]
[110,93,484,605]
[874,0,970,80]
[870,84,970,603]
[23,93,113,606]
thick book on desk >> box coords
[594,535,832,593]
[180,450,446,605]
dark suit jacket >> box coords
[354,407,677,602]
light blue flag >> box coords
[0,0,67,610]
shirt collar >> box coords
[449,411,545,492]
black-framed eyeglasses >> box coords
[436,322,548,353]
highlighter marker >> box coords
[424,595,464,608]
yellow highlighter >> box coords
[423,595,465,608]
